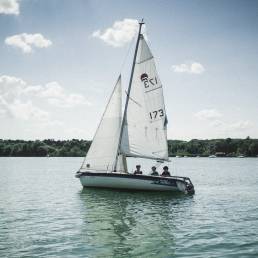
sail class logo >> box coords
[140,73,148,81]
[140,73,158,88]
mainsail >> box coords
[81,76,123,171]
[120,35,168,161]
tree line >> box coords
[0,137,258,157]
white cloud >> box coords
[0,75,49,121]
[38,82,63,98]
[38,82,91,108]
[209,119,224,127]
[10,100,49,121]
[0,75,90,122]
[0,75,94,139]
[0,75,26,101]
[92,18,139,47]
[0,74,25,85]
[5,33,52,53]
[172,62,205,74]
[224,120,252,131]
[0,75,90,108]
[0,0,19,15]
[0,95,49,121]
[210,120,253,134]
[194,109,222,120]
[194,108,253,134]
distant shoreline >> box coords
[1,138,258,158]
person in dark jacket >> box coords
[161,166,171,177]
[134,165,143,175]
[150,166,159,176]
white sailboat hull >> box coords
[76,172,194,194]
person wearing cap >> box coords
[161,166,171,177]
[150,166,159,176]
[134,165,143,175]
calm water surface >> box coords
[0,157,258,257]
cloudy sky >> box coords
[0,0,257,140]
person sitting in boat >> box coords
[161,166,171,177]
[150,166,159,176]
[134,165,143,175]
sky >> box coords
[0,0,257,140]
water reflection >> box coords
[78,188,194,257]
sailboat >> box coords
[76,20,195,194]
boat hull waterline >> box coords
[76,172,195,194]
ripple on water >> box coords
[0,157,258,257]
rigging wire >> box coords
[118,35,136,75]
[117,20,150,76]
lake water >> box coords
[0,157,258,257]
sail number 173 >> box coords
[149,109,164,120]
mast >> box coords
[114,19,144,171]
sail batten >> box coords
[137,56,153,64]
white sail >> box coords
[116,154,127,172]
[81,76,122,171]
[121,35,168,161]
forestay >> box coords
[81,76,122,171]
[121,35,168,161]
